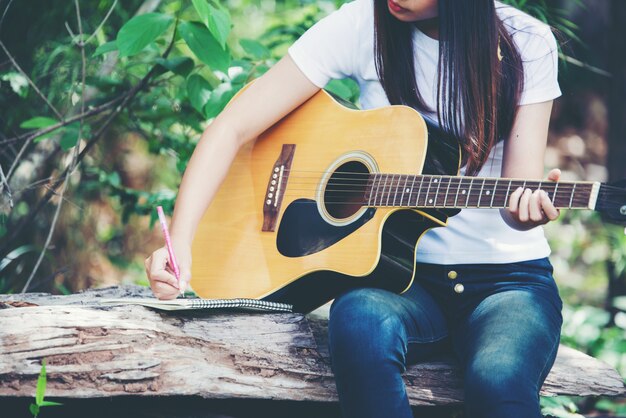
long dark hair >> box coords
[374,0,524,175]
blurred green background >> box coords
[0,0,624,416]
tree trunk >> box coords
[0,286,623,406]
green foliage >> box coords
[192,0,232,49]
[29,359,62,417]
[541,396,585,418]
[179,20,230,72]
[0,245,38,293]
[1,71,29,97]
[116,13,175,57]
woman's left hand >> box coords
[502,168,561,230]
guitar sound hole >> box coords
[324,161,370,220]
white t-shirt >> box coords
[287,0,562,264]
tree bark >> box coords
[0,286,623,405]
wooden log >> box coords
[0,286,624,406]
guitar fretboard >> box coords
[363,174,596,209]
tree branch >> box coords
[0,40,64,120]
[21,0,89,292]
[0,20,179,263]
[0,161,13,209]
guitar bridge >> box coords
[262,144,295,232]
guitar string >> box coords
[276,189,619,207]
[276,180,617,194]
[232,172,623,192]
[279,200,595,208]
[277,186,596,204]
[262,167,626,186]
[230,167,623,190]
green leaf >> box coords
[186,74,213,114]
[21,117,62,142]
[20,117,58,129]
[57,122,87,151]
[206,2,231,50]
[60,132,79,151]
[192,0,211,25]
[203,82,235,119]
[179,21,230,72]
[239,39,270,60]
[93,41,118,57]
[39,400,63,407]
[0,244,37,273]
[116,13,174,57]
[155,57,195,77]
[1,72,28,97]
[35,360,46,405]
[192,0,231,49]
[29,403,39,417]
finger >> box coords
[547,168,561,182]
[541,191,560,220]
[518,188,532,222]
[151,269,180,289]
[179,270,192,293]
[151,281,179,300]
[508,187,524,214]
[148,249,179,289]
[529,190,545,222]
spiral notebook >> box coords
[100,298,293,313]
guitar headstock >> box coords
[597,180,626,225]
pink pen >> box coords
[156,206,184,297]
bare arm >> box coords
[145,55,319,298]
[500,100,561,230]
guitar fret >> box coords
[408,175,417,207]
[552,182,558,205]
[490,179,498,208]
[368,174,376,206]
[465,178,474,207]
[505,180,513,208]
[400,175,408,206]
[569,183,576,209]
[443,177,452,207]
[434,176,442,206]
[454,177,462,207]
[391,174,399,207]
[416,176,425,206]
[370,174,380,206]
[379,174,389,207]
[425,176,433,206]
[477,178,486,207]
[385,174,392,207]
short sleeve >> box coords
[518,27,562,105]
[287,1,362,88]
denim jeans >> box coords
[328,257,563,418]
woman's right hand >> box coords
[144,241,192,300]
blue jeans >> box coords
[328,257,563,418]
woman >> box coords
[145,1,564,417]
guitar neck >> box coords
[364,174,601,210]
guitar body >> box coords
[190,88,460,312]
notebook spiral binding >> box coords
[188,298,293,312]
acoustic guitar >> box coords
[190,87,626,313]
